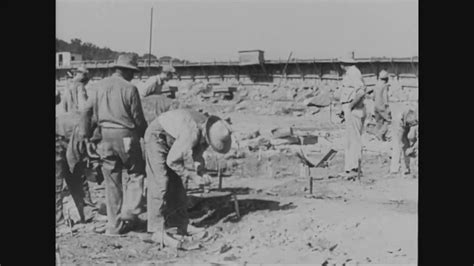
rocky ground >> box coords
[56,81,418,265]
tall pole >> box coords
[148,7,153,75]
[278,51,293,87]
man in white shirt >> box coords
[337,52,370,180]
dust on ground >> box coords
[56,82,418,264]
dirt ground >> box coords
[56,83,418,265]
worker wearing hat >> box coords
[144,109,232,245]
[80,53,148,235]
[61,66,90,113]
[336,52,369,180]
[137,65,176,98]
[389,106,418,177]
[373,70,392,141]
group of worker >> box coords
[56,54,232,247]
[336,53,418,180]
[56,52,418,248]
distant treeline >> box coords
[56,38,187,63]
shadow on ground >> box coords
[188,197,296,227]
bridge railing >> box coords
[57,56,418,70]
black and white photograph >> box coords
[55,0,418,264]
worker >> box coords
[337,52,370,180]
[137,65,176,98]
[56,89,61,105]
[144,109,232,245]
[373,70,392,141]
[56,109,101,233]
[60,66,96,205]
[62,66,90,113]
[79,54,148,235]
[389,107,418,176]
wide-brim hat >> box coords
[112,54,140,71]
[204,115,232,154]
[73,66,89,74]
[161,65,176,73]
[379,70,389,79]
[338,52,357,64]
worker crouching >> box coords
[389,107,418,177]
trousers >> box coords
[343,105,366,172]
[145,130,189,233]
[390,124,411,174]
[374,108,391,141]
[56,137,91,225]
[98,128,145,234]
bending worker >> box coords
[144,109,232,244]
[389,107,418,176]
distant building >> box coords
[56,52,83,68]
[238,50,264,66]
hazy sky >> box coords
[56,0,418,61]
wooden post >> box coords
[329,99,333,123]
[218,159,222,190]
[307,166,313,194]
[233,194,240,218]
[148,7,153,76]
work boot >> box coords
[93,223,107,234]
[151,230,182,248]
[402,170,413,178]
[178,224,205,236]
[95,213,108,222]
[151,231,202,251]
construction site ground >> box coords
[56,84,418,265]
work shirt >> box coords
[56,111,81,139]
[62,79,88,112]
[340,65,366,110]
[374,81,390,111]
[137,75,164,98]
[80,73,148,138]
[144,109,209,178]
[141,94,178,124]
